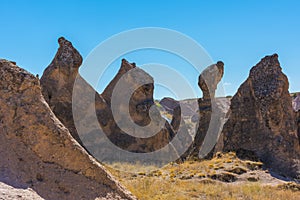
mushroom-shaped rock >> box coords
[183,62,227,159]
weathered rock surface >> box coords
[40,37,84,145]
[159,97,180,114]
[0,59,135,199]
[101,59,175,152]
[222,54,300,179]
[41,37,178,163]
[199,61,225,101]
[159,97,230,139]
[292,94,300,112]
[293,94,300,144]
[182,62,227,159]
[0,181,43,200]
[159,98,196,138]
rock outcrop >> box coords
[159,97,180,114]
[0,59,135,199]
[101,59,175,150]
[40,37,84,145]
[293,94,300,144]
[292,94,300,112]
[183,61,228,159]
[222,54,300,179]
[41,37,178,163]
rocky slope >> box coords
[0,59,135,200]
[221,54,300,179]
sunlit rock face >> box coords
[0,59,135,200]
[40,37,84,145]
[222,54,300,179]
[292,94,300,145]
[182,61,227,160]
[41,37,179,163]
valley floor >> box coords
[106,153,300,200]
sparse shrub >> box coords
[196,173,206,178]
[226,166,248,175]
[245,161,263,170]
[105,155,300,200]
[209,172,237,182]
[138,172,146,176]
[247,176,259,182]
[278,182,300,192]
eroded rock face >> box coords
[199,61,224,101]
[0,59,135,200]
[183,62,228,159]
[41,37,177,163]
[222,54,300,179]
[101,59,176,155]
[40,37,83,145]
[292,95,300,145]
[292,95,300,112]
[103,59,161,128]
[160,97,180,114]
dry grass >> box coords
[105,153,300,200]
[120,179,299,200]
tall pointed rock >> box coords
[40,37,84,145]
[222,54,300,179]
[41,37,178,163]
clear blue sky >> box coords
[1,0,300,99]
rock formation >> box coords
[222,54,300,179]
[40,37,84,145]
[101,59,175,147]
[159,97,180,114]
[0,59,135,199]
[199,61,225,101]
[292,94,300,112]
[41,37,179,163]
[292,94,300,144]
[159,97,197,137]
[183,61,228,159]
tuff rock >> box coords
[292,94,300,145]
[183,61,228,159]
[222,54,300,179]
[40,37,84,145]
[0,59,135,200]
[41,37,179,163]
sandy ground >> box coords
[0,182,43,200]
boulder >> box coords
[222,54,300,179]
[0,59,135,199]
